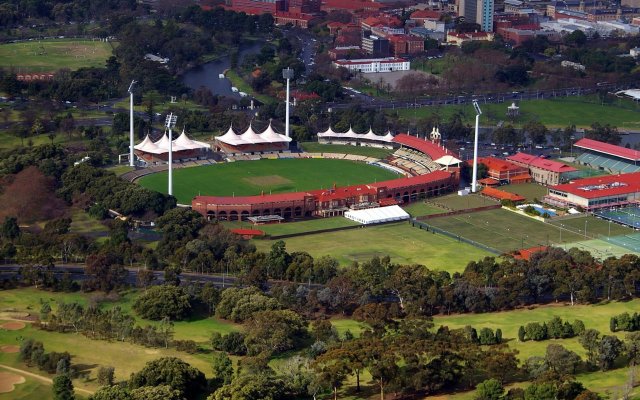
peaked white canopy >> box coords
[434,155,462,166]
[261,123,292,143]
[363,127,381,141]
[217,125,248,146]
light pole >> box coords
[165,113,177,196]
[608,219,612,238]
[283,67,294,138]
[472,100,482,192]
[128,80,137,167]
[584,219,588,238]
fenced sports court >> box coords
[594,205,640,230]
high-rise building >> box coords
[459,0,495,31]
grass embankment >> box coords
[137,158,400,204]
[254,222,491,273]
[299,142,393,159]
[391,96,640,129]
[0,39,113,72]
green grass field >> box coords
[254,222,491,272]
[299,142,392,159]
[547,215,635,239]
[0,39,113,72]
[430,193,500,211]
[137,159,401,204]
[401,201,447,217]
[428,208,585,252]
[392,96,640,129]
[223,217,360,236]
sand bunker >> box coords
[0,322,25,331]
[0,345,19,353]
[0,372,26,393]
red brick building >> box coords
[192,170,458,220]
[474,157,531,184]
[388,34,425,57]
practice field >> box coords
[223,217,360,236]
[253,222,491,272]
[0,39,113,72]
[499,183,548,202]
[427,208,588,252]
[430,193,499,211]
[138,159,401,204]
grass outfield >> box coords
[0,39,113,72]
[391,95,640,129]
[430,193,500,211]
[253,222,491,272]
[427,208,587,252]
[299,142,393,159]
[137,159,401,204]
[401,201,446,217]
[223,217,360,236]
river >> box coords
[181,41,263,98]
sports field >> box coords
[430,193,499,211]
[137,159,401,204]
[499,183,548,202]
[0,39,113,72]
[253,222,491,272]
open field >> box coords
[498,183,549,202]
[0,39,113,72]
[428,208,587,252]
[429,193,500,211]
[69,208,109,237]
[547,215,636,239]
[223,217,360,236]
[392,95,640,129]
[254,222,491,272]
[299,142,393,159]
[401,201,447,217]
[138,159,401,204]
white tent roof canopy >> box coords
[434,155,462,166]
[216,123,292,145]
[135,131,210,154]
[344,205,410,225]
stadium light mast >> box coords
[128,80,137,167]
[282,67,294,138]
[472,100,482,193]
[165,113,178,196]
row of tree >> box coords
[517,317,585,342]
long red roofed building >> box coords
[507,152,577,186]
[574,138,640,174]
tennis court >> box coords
[594,205,640,229]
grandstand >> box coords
[574,138,640,174]
[387,148,442,176]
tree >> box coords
[579,329,600,366]
[244,309,308,356]
[56,358,70,375]
[132,285,192,320]
[585,122,621,145]
[211,352,234,389]
[128,357,206,399]
[97,366,115,386]
[598,335,623,371]
[130,385,184,400]
[564,30,587,47]
[52,374,75,400]
[545,344,581,375]
[518,326,526,342]
[524,382,557,400]
[84,253,127,292]
[475,378,504,400]
[1,216,20,239]
[523,121,548,146]
[90,385,132,400]
[209,374,287,400]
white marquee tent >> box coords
[344,205,410,225]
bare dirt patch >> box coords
[0,372,26,393]
[243,175,292,186]
[0,322,26,331]
[0,345,19,353]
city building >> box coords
[333,57,410,73]
[507,153,578,186]
[459,0,495,31]
[447,31,494,46]
[362,35,390,57]
[474,157,531,185]
[388,34,425,57]
[544,172,640,211]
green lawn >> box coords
[69,208,109,236]
[547,215,635,240]
[137,159,401,204]
[401,201,447,217]
[0,39,113,72]
[105,165,135,176]
[499,183,549,202]
[392,96,640,129]
[430,193,500,211]
[427,208,587,252]
[254,222,491,272]
[223,217,360,236]
[299,142,392,159]
[0,377,53,400]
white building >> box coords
[333,57,410,73]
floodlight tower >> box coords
[472,100,482,193]
[128,80,137,167]
[282,67,294,138]
[165,113,178,196]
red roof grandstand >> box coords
[392,134,456,160]
[574,138,640,161]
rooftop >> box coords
[550,172,640,199]
[574,138,640,162]
[507,152,577,173]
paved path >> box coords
[0,364,94,395]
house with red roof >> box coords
[507,152,577,186]
[473,157,531,185]
[544,172,640,211]
[410,9,444,23]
